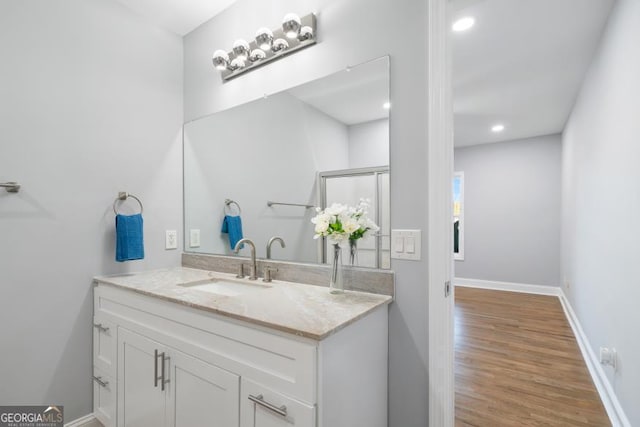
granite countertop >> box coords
[94,267,392,340]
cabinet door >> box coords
[118,328,168,427]
[167,349,240,427]
[241,379,315,427]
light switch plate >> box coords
[165,230,178,250]
[391,229,422,260]
[189,229,201,248]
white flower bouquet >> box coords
[311,199,380,244]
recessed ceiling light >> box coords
[452,17,475,32]
[491,124,505,133]
[383,101,391,110]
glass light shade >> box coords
[255,27,273,51]
[272,38,289,52]
[249,49,266,62]
[232,39,250,60]
[298,26,314,41]
[282,13,301,39]
[212,50,230,70]
[230,57,246,70]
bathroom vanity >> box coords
[92,268,391,427]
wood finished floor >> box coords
[455,287,610,427]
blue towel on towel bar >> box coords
[116,214,144,262]
[221,215,243,250]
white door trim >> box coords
[427,0,454,425]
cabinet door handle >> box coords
[92,375,109,388]
[161,353,170,391]
[93,323,110,333]
[248,394,287,417]
[154,349,159,388]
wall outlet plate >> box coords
[190,229,201,248]
[165,230,178,250]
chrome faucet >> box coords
[233,238,257,280]
[266,236,286,259]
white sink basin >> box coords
[179,278,271,297]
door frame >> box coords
[427,0,455,425]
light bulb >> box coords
[272,38,289,52]
[232,39,250,60]
[298,26,314,41]
[491,124,505,133]
[230,57,246,70]
[212,50,229,70]
[249,49,266,62]
[255,27,273,51]
[383,101,391,110]
[282,13,301,39]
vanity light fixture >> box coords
[452,16,475,32]
[491,124,505,133]
[211,12,317,81]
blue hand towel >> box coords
[116,214,144,262]
[221,215,243,250]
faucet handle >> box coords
[262,266,278,283]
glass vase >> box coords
[329,243,344,294]
[348,239,359,266]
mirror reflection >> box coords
[184,56,390,268]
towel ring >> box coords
[113,192,143,215]
[224,198,241,215]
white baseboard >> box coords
[65,413,100,427]
[454,277,561,296]
[454,277,630,427]
[557,290,631,427]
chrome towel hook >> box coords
[113,192,144,215]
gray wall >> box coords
[454,134,562,286]
[348,119,390,169]
[0,0,183,420]
[562,0,640,423]
[184,92,349,262]
[184,0,430,425]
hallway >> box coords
[455,287,610,426]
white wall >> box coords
[183,0,430,425]
[0,0,183,420]
[562,0,640,423]
[454,134,562,286]
[348,118,390,168]
[184,92,348,262]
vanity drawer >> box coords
[93,315,116,376]
[241,378,315,427]
[93,366,116,427]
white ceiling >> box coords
[452,0,614,147]
[113,0,236,36]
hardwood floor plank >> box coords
[455,287,610,427]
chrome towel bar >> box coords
[0,182,20,193]
[267,201,314,209]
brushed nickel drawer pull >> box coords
[154,349,160,388]
[248,394,287,417]
[93,323,110,333]
[92,375,109,388]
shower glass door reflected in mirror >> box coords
[319,167,390,269]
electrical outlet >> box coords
[599,347,617,370]
[190,229,201,248]
[165,230,178,250]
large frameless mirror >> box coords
[183,56,390,269]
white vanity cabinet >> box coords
[93,282,389,427]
